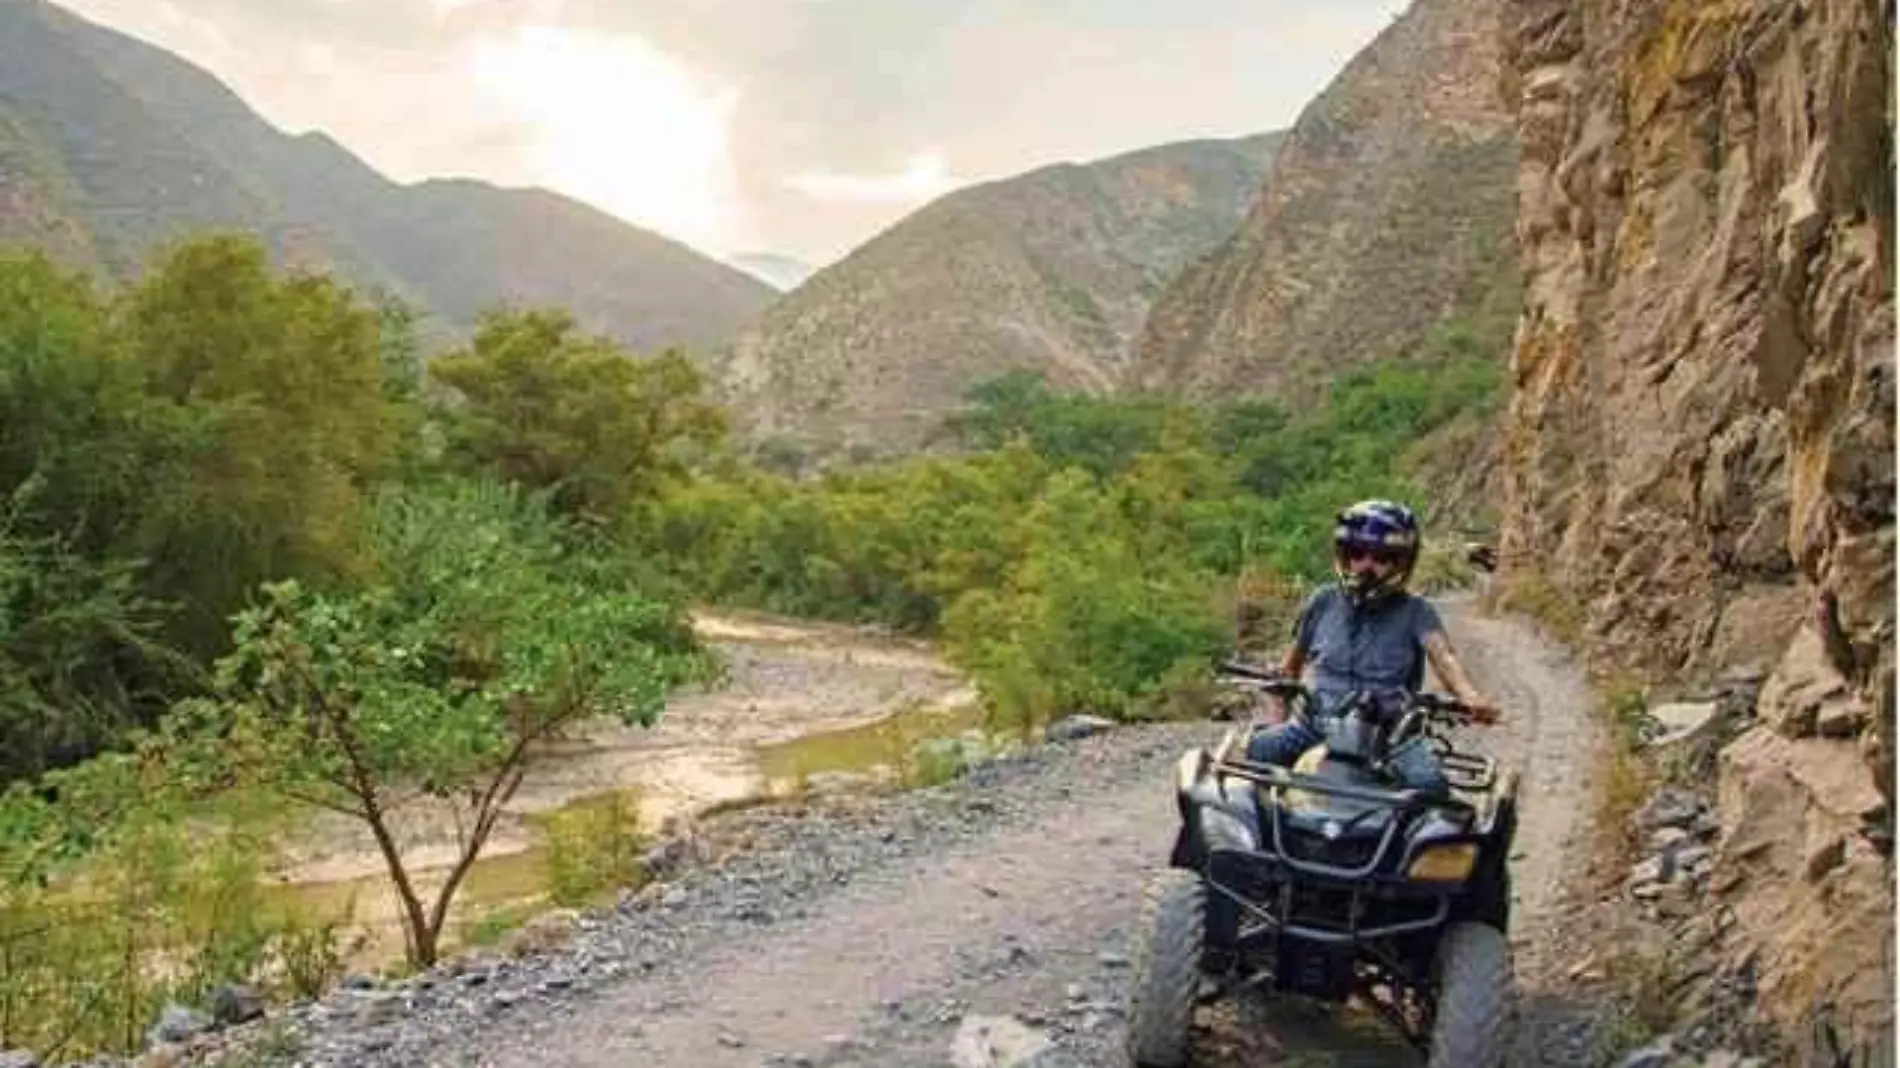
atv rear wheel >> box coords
[1125,868,1205,1068]
[1425,921,1511,1068]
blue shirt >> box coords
[1290,586,1446,710]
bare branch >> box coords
[278,785,367,821]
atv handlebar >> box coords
[1217,662,1483,725]
[1216,659,1279,681]
[1215,660,1309,701]
[1409,691,1482,724]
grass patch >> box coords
[899,737,979,788]
[1595,682,1657,866]
[1580,672,1710,1061]
[455,901,540,950]
[1493,570,1587,647]
[1596,941,1679,1054]
[537,790,648,908]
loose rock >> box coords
[949,1015,1051,1068]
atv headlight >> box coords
[1202,806,1258,852]
[1407,843,1478,882]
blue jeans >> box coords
[1245,718,1450,799]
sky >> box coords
[55,0,1407,267]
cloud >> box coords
[783,150,961,206]
[50,0,1408,263]
[461,24,746,254]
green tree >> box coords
[201,478,709,966]
[120,234,400,656]
[430,308,727,524]
[0,487,193,782]
[369,289,435,476]
[943,370,1174,480]
[0,252,200,773]
[0,251,191,561]
[940,468,1228,732]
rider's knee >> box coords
[1246,725,1303,766]
[1244,731,1280,765]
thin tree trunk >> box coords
[358,785,434,966]
[424,759,529,946]
[420,696,575,952]
[330,712,437,967]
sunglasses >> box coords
[1341,546,1403,564]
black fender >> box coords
[1169,747,1211,869]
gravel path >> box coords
[230,597,1613,1068]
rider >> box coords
[1246,499,1499,798]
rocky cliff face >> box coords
[1498,0,1893,1055]
[716,134,1280,455]
[1129,0,1518,401]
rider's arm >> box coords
[1279,644,1307,677]
[1255,643,1308,725]
[1421,629,1498,721]
[1257,593,1322,725]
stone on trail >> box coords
[950,1014,1052,1068]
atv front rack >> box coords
[1438,749,1496,791]
[1207,847,1453,945]
[1201,733,1480,886]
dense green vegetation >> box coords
[0,233,1503,1056]
[638,347,1500,730]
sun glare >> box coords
[465,26,743,255]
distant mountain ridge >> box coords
[0,0,773,354]
[1129,0,1518,401]
[715,132,1284,454]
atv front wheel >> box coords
[1125,868,1205,1068]
[1425,921,1511,1068]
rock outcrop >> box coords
[1128,0,1518,402]
[1497,0,1893,1056]
[716,134,1280,456]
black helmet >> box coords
[1332,499,1420,602]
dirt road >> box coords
[262,597,1611,1068]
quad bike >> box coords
[1125,663,1519,1067]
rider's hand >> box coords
[1466,699,1501,725]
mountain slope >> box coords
[1129,0,1517,400]
[0,0,773,354]
[716,133,1282,453]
